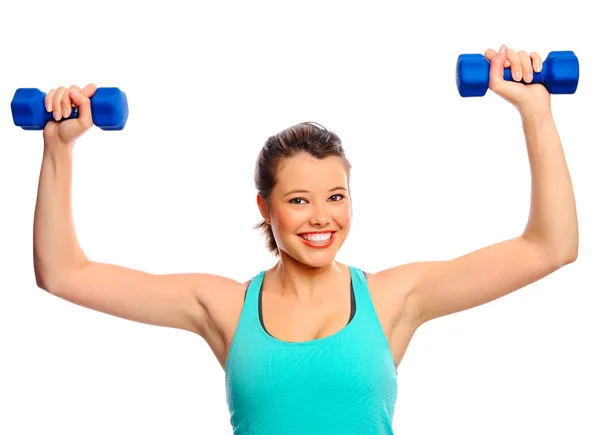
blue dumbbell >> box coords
[456,50,579,97]
[11,87,129,130]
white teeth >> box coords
[300,233,332,242]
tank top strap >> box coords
[240,270,265,325]
[348,265,376,315]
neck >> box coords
[268,254,344,302]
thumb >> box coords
[69,88,93,129]
[489,44,509,92]
[81,83,97,98]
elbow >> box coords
[35,270,62,294]
[561,246,578,266]
[34,262,89,295]
[547,244,578,270]
[34,254,57,293]
[557,235,579,267]
[523,233,578,270]
[34,262,53,292]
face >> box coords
[257,152,352,267]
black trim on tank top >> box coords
[254,270,365,337]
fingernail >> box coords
[63,109,69,118]
[45,103,51,112]
[525,72,532,82]
[515,70,521,81]
[53,111,61,121]
[499,44,506,54]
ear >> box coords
[256,194,270,223]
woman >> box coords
[35,44,578,434]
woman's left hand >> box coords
[485,44,551,115]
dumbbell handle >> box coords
[43,102,81,123]
[459,53,560,85]
[501,66,544,84]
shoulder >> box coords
[190,275,251,344]
[192,275,250,323]
[360,265,422,324]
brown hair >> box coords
[253,122,352,256]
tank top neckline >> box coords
[252,267,361,347]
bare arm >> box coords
[375,46,578,326]
[34,84,237,336]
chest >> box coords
[210,275,416,370]
[260,286,354,343]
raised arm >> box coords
[373,45,579,326]
[34,84,238,336]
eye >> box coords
[289,197,307,204]
[329,194,345,201]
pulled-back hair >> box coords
[253,122,352,256]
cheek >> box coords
[272,208,302,229]
[334,205,352,227]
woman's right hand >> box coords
[43,83,97,145]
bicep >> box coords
[47,261,239,336]
[405,236,559,324]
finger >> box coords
[52,86,67,121]
[530,51,543,73]
[506,48,521,82]
[485,48,510,68]
[68,85,82,101]
[484,48,497,61]
[81,83,97,98]
[45,89,56,113]
[518,50,533,83]
[489,44,509,91]
[62,86,79,118]
[69,88,93,130]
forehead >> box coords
[275,153,348,191]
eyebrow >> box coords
[283,186,348,196]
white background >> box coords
[1,1,598,434]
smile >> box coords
[298,232,335,248]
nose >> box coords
[309,203,331,226]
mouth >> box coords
[297,231,336,248]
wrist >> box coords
[43,137,74,153]
[43,139,74,163]
[519,105,553,124]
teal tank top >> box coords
[225,265,398,434]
